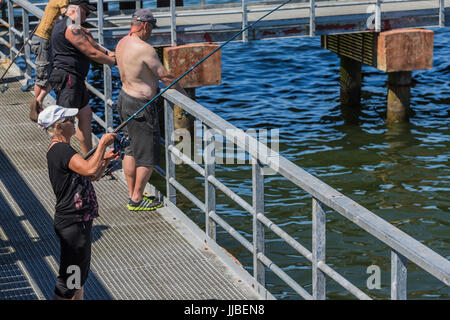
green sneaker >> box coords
[127,198,163,211]
[128,195,157,202]
[142,195,157,202]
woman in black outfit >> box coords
[38,105,118,300]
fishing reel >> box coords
[101,133,130,179]
[113,133,130,155]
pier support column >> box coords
[378,29,433,123]
[173,88,195,138]
[339,56,362,106]
[387,71,411,123]
[163,44,221,140]
[322,28,434,124]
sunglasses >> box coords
[136,17,157,29]
[61,116,76,124]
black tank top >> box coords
[51,15,91,78]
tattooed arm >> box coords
[82,27,115,57]
[65,25,115,65]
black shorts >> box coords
[117,89,161,167]
[54,219,93,299]
[49,68,89,110]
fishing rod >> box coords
[84,0,294,159]
[0,23,39,93]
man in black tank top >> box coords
[49,0,116,155]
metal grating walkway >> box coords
[0,68,260,300]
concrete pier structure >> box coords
[322,28,434,123]
[378,29,433,122]
[339,56,362,107]
[387,71,412,123]
[162,43,221,138]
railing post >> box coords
[391,250,408,300]
[312,197,326,299]
[170,0,177,46]
[204,125,216,240]
[97,0,104,36]
[439,0,445,27]
[103,65,113,131]
[309,0,315,36]
[252,158,265,286]
[21,8,31,81]
[97,0,113,132]
[242,0,248,43]
[375,0,381,32]
[7,0,15,61]
[165,99,176,204]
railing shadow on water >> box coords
[0,148,113,300]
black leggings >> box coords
[54,220,93,299]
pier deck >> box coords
[8,0,450,47]
[0,67,260,300]
[88,0,450,46]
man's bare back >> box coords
[116,34,162,100]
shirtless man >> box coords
[115,8,186,211]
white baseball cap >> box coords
[37,105,79,129]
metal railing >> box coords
[19,0,441,45]
[1,0,116,130]
[1,0,449,300]
[159,89,449,300]
[87,0,445,42]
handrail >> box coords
[2,0,449,300]
[82,0,448,45]
[12,0,43,17]
[8,0,115,131]
[161,88,450,298]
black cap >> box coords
[131,9,158,28]
[69,0,96,11]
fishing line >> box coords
[84,0,294,159]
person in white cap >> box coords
[38,105,118,300]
